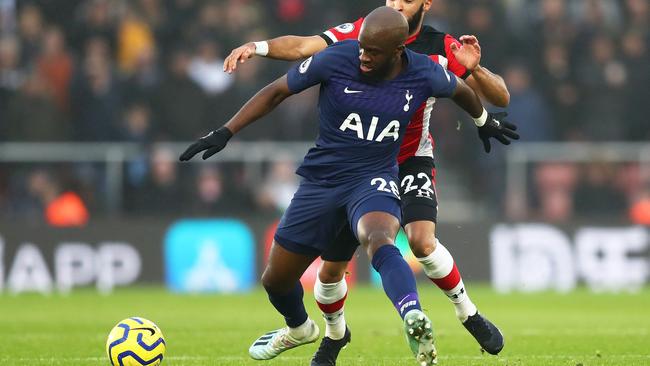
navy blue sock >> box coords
[371,244,422,319]
[266,281,309,328]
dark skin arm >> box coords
[466,66,510,107]
[450,75,484,118]
[178,75,293,161]
[224,36,328,73]
[450,35,510,107]
[224,75,293,134]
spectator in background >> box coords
[503,63,552,141]
[625,0,649,28]
[189,165,242,215]
[530,163,578,222]
[71,0,117,56]
[154,47,206,140]
[128,145,184,214]
[0,34,24,137]
[117,6,155,75]
[121,102,152,197]
[190,1,226,47]
[17,3,43,67]
[27,169,89,227]
[0,0,647,219]
[621,30,649,141]
[36,26,73,112]
[274,0,305,24]
[576,34,627,141]
[6,71,69,141]
[188,38,233,95]
[576,0,623,35]
[121,40,161,104]
[0,0,16,33]
[161,0,198,55]
[573,162,627,218]
[70,36,122,141]
[539,43,580,140]
[256,159,298,213]
[460,2,506,70]
[121,101,152,143]
[0,34,21,89]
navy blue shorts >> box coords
[321,156,438,261]
[274,173,401,257]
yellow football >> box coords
[106,317,166,366]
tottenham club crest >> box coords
[335,23,355,34]
[403,90,414,112]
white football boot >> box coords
[249,320,320,360]
[404,309,437,366]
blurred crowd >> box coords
[0,0,648,224]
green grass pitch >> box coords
[1,285,649,366]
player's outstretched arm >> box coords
[179,75,293,161]
[451,35,510,107]
[223,35,328,73]
[450,76,519,153]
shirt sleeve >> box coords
[428,60,458,98]
[319,18,364,45]
[443,34,472,79]
[286,52,330,94]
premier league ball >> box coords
[106,317,166,366]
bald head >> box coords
[360,6,409,49]
[357,7,409,79]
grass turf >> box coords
[1,285,649,366]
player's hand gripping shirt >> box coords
[321,19,471,164]
[286,40,456,185]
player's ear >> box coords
[423,0,433,12]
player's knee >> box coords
[261,268,286,294]
[318,262,347,283]
[406,226,436,257]
[359,229,393,249]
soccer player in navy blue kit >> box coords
[180,7,517,366]
[225,2,512,364]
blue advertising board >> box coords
[165,219,255,293]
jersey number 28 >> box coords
[371,177,400,199]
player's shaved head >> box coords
[360,6,409,49]
[358,7,409,79]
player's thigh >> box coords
[263,240,317,293]
[399,157,438,237]
[274,180,345,257]
[347,173,402,255]
[355,211,401,258]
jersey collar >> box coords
[405,29,421,45]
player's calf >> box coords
[415,240,478,322]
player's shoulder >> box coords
[405,48,439,72]
[320,39,360,60]
[327,39,359,50]
[304,40,358,76]
[405,48,454,91]
[322,17,364,44]
[407,25,449,56]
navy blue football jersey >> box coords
[286,40,456,185]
